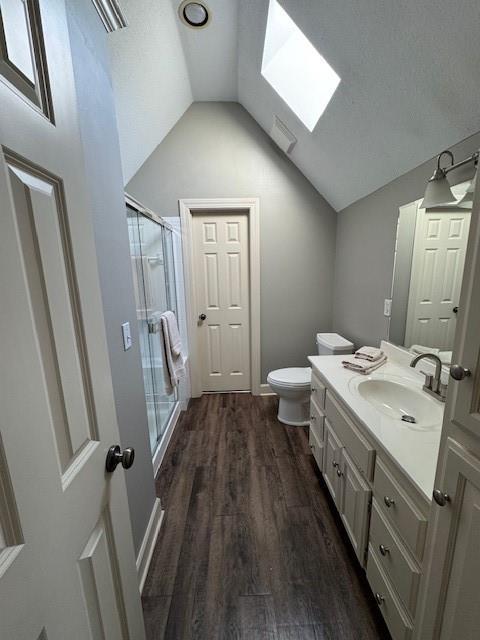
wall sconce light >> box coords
[421,149,479,209]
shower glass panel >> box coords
[127,206,178,453]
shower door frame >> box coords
[126,192,181,475]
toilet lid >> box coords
[267,367,311,387]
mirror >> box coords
[389,181,473,364]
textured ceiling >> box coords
[173,0,238,100]
[110,0,480,209]
[238,0,480,210]
[108,0,192,183]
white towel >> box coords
[160,311,185,391]
[355,346,384,362]
[410,344,440,356]
[162,311,183,357]
[342,355,387,374]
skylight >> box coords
[261,0,340,132]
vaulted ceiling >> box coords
[108,0,480,210]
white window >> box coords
[261,0,340,132]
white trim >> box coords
[136,498,164,593]
[179,198,261,397]
[152,402,182,477]
[91,0,128,32]
[260,383,275,396]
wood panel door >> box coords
[192,213,251,392]
[405,205,470,350]
[417,438,480,639]
[414,159,480,639]
[0,1,145,638]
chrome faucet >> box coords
[410,353,447,402]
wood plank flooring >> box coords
[142,394,390,640]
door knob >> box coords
[433,489,450,506]
[105,445,135,473]
[198,313,207,321]
[450,364,471,381]
[453,306,459,314]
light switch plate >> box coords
[384,298,392,317]
[121,322,132,351]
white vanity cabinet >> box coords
[308,370,430,640]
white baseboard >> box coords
[136,498,164,593]
[152,401,182,477]
[259,383,275,396]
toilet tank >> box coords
[316,332,354,355]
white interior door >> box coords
[192,212,251,392]
[405,205,470,349]
[413,162,480,639]
[0,1,145,638]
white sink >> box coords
[353,377,443,429]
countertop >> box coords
[308,344,443,501]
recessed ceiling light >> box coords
[262,0,340,132]
[179,1,210,29]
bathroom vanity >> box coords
[308,342,444,640]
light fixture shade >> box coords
[420,175,456,208]
[457,170,477,209]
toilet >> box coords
[267,332,354,426]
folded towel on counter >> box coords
[354,346,384,362]
[342,355,387,374]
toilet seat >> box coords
[267,367,311,389]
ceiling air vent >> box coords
[270,116,297,155]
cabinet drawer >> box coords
[374,459,427,561]
[309,428,324,472]
[370,500,421,617]
[367,545,413,640]
[311,370,326,409]
[325,392,376,481]
[309,399,325,443]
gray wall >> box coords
[66,1,157,555]
[127,102,337,380]
[333,132,480,349]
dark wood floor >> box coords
[142,394,390,640]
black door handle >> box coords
[105,445,135,473]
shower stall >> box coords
[126,198,179,457]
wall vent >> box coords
[269,116,297,154]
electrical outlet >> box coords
[121,322,132,351]
[384,299,392,317]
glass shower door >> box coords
[127,206,178,453]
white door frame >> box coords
[179,198,261,397]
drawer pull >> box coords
[384,496,395,508]
[375,593,385,606]
[379,544,390,556]
[336,467,343,477]
[332,460,338,468]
